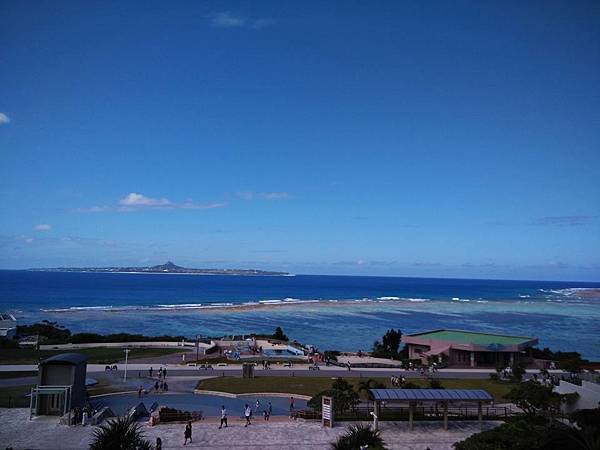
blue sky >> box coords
[1,1,599,281]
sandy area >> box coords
[0,408,500,450]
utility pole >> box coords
[123,348,130,381]
[196,335,200,363]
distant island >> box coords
[28,261,290,276]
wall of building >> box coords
[40,365,73,385]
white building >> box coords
[0,313,17,339]
[554,379,600,413]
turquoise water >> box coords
[1,271,599,359]
[92,393,307,417]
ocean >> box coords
[1,271,599,359]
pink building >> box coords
[403,329,538,367]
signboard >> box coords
[322,396,334,428]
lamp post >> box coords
[123,349,130,382]
[196,335,200,363]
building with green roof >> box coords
[403,329,538,368]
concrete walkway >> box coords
[0,408,500,449]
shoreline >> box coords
[33,289,600,314]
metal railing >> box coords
[299,404,514,421]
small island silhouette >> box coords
[28,261,289,276]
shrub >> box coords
[429,378,444,389]
[16,321,71,344]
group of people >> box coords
[390,375,407,386]
[152,379,169,393]
[216,400,275,431]
[148,366,167,380]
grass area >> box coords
[0,384,34,408]
[196,376,518,403]
[0,371,38,379]
[0,347,187,364]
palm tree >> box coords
[331,424,387,450]
[89,416,152,450]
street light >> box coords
[196,335,201,363]
[123,348,130,382]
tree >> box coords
[511,361,527,382]
[541,423,600,450]
[455,409,600,450]
[331,424,387,450]
[273,327,288,341]
[357,378,385,396]
[308,378,359,415]
[372,329,402,359]
[558,358,584,374]
[453,417,548,450]
[89,417,152,450]
[506,381,561,416]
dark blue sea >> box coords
[1,271,599,359]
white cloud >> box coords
[208,12,275,29]
[119,193,171,207]
[0,113,10,125]
[78,193,227,212]
[34,224,52,231]
[210,11,247,28]
[237,191,290,200]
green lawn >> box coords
[0,384,34,408]
[196,376,517,403]
[0,347,187,364]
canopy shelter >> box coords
[368,389,493,431]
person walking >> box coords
[149,367,153,378]
[163,368,167,379]
[268,401,272,418]
[219,405,228,429]
[244,404,252,427]
[155,437,162,450]
[154,380,159,393]
[289,397,295,417]
[183,421,192,445]
[255,399,261,413]
[138,385,143,398]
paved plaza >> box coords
[0,408,500,449]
